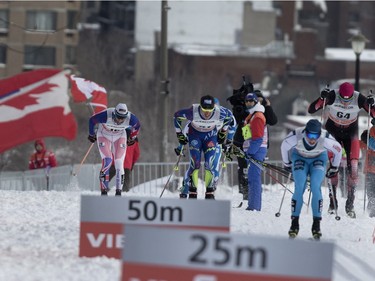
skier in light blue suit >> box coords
[281,119,342,240]
[174,95,233,199]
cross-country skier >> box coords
[88,103,140,196]
[360,119,375,218]
[176,98,236,198]
[308,82,375,218]
[281,119,342,240]
[173,95,233,199]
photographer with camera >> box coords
[227,77,278,200]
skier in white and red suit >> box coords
[308,82,375,218]
[88,103,140,196]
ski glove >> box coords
[217,130,227,145]
[127,137,137,146]
[367,96,375,106]
[326,166,339,178]
[320,89,330,99]
[174,145,185,156]
[176,132,188,145]
[88,134,97,143]
[222,141,233,161]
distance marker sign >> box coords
[79,195,230,258]
[121,225,334,281]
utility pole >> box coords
[159,0,170,162]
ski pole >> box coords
[275,172,292,217]
[72,143,94,176]
[321,84,329,123]
[159,149,184,198]
[364,91,372,212]
[232,145,293,180]
[327,181,341,221]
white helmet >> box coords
[114,103,128,119]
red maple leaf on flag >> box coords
[2,83,58,110]
[0,69,77,153]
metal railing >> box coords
[0,161,364,196]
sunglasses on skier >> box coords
[306,132,320,140]
[200,106,214,113]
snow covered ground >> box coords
[1,181,375,281]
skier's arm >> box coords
[128,114,141,139]
[308,90,335,114]
[88,111,108,135]
[358,93,375,118]
[280,132,296,166]
[173,107,193,133]
[324,137,342,167]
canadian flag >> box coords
[0,69,77,153]
[69,75,108,114]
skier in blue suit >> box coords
[175,98,236,198]
[281,119,342,239]
[174,95,233,199]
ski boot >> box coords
[288,216,299,239]
[179,193,188,199]
[345,197,356,218]
[345,206,356,218]
[188,187,197,199]
[101,189,108,196]
[311,217,322,240]
[205,188,215,200]
[345,182,356,218]
[115,189,122,196]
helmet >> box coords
[200,95,215,111]
[305,119,321,140]
[245,93,258,103]
[339,82,354,101]
[114,103,128,119]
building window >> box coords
[0,45,6,64]
[24,46,56,66]
[348,11,360,23]
[65,46,76,65]
[0,10,9,33]
[26,11,57,31]
[67,11,78,30]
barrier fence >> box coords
[0,160,364,196]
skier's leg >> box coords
[113,135,127,196]
[96,135,113,195]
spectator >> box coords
[29,139,57,170]
[243,93,268,211]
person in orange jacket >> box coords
[29,139,57,170]
[109,138,140,192]
[360,121,375,218]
